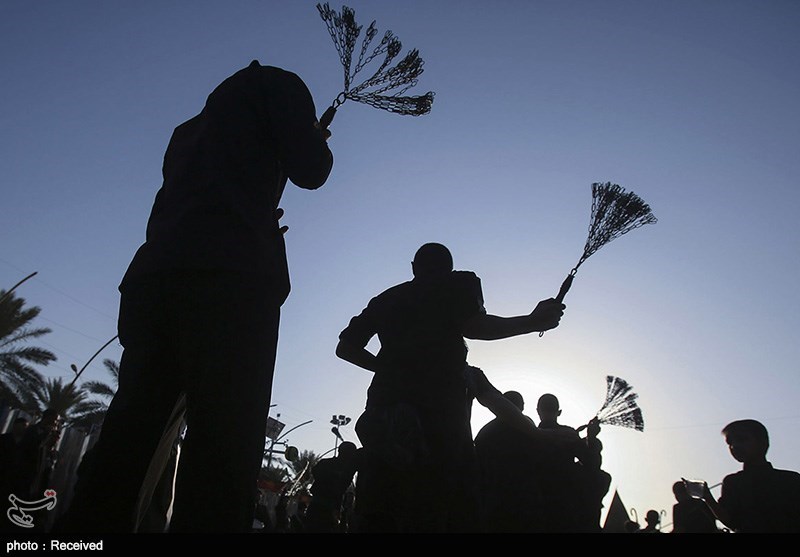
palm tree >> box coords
[31,376,99,429]
[286,450,319,496]
[290,450,318,478]
[0,288,55,410]
[260,464,291,485]
[73,358,119,429]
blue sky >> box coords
[2,1,799,529]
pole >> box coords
[265,419,313,468]
[0,271,38,303]
[68,335,119,388]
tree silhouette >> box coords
[31,376,99,428]
[289,449,319,496]
[260,464,291,485]
[72,358,119,430]
[0,288,54,410]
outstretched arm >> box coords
[462,298,565,340]
[475,388,540,438]
[470,366,579,445]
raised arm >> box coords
[462,298,565,340]
[268,67,333,190]
[469,367,580,446]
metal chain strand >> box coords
[318,3,361,91]
[351,91,435,116]
[594,376,645,432]
[351,29,399,87]
[317,3,434,117]
[575,182,657,270]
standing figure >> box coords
[0,417,31,502]
[304,441,361,533]
[639,509,662,533]
[474,391,546,532]
[336,243,565,532]
[59,60,333,533]
[536,393,608,532]
[670,480,718,533]
[19,410,61,501]
[701,419,800,533]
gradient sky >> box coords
[2,0,798,530]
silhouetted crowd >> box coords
[2,57,798,535]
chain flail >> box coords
[317,3,435,119]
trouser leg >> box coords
[168,272,279,533]
[57,278,181,532]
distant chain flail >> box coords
[595,376,645,432]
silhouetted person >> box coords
[671,480,718,533]
[701,419,800,533]
[536,393,606,532]
[339,487,356,533]
[0,416,29,446]
[0,417,30,490]
[469,370,580,533]
[19,410,61,499]
[474,391,546,532]
[3,410,61,532]
[59,60,333,533]
[639,509,662,533]
[0,417,30,533]
[336,243,565,532]
[289,500,307,533]
[305,441,360,533]
[273,494,291,533]
[575,421,611,533]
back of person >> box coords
[360,271,483,412]
[474,415,544,532]
[305,445,359,533]
[721,465,800,533]
[123,62,332,301]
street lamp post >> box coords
[68,335,119,388]
[264,411,312,468]
[0,271,38,303]
[330,414,351,457]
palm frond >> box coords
[102,358,120,386]
[0,345,57,365]
[81,380,116,398]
